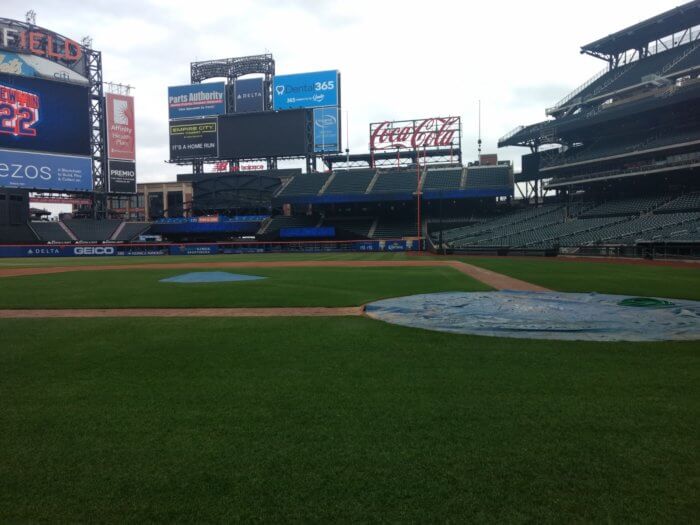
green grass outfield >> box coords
[463,256,700,301]
[0,266,486,309]
[1,255,699,521]
[1,317,698,522]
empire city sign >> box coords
[369,116,461,151]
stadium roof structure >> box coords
[582,1,700,60]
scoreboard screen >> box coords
[0,73,91,157]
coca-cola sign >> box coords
[370,116,460,151]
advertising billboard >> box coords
[106,93,136,161]
[0,72,91,156]
[168,82,226,120]
[0,148,92,192]
[169,118,218,161]
[218,110,309,159]
[313,107,340,153]
[0,17,87,78]
[0,50,88,84]
[234,77,264,113]
[369,116,461,152]
[107,159,136,194]
[273,70,339,110]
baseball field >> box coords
[1,253,698,522]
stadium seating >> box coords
[324,169,376,194]
[441,204,563,243]
[0,224,38,243]
[63,219,121,242]
[655,192,700,213]
[442,193,700,249]
[556,41,700,110]
[422,168,462,191]
[31,221,73,242]
[372,218,418,239]
[465,166,511,188]
[113,222,151,241]
[370,171,418,194]
[580,196,669,217]
[262,215,319,235]
[322,217,374,237]
[276,174,329,197]
[541,129,700,169]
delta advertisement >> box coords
[106,93,136,161]
[0,72,91,156]
[168,82,226,119]
[169,118,218,161]
[234,77,264,113]
[313,107,340,153]
[0,148,92,192]
[273,70,339,110]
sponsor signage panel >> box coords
[0,17,87,77]
[169,244,219,256]
[108,159,136,194]
[217,110,309,159]
[280,226,336,239]
[0,50,88,84]
[313,107,340,153]
[168,82,226,119]
[169,118,218,161]
[106,93,135,161]
[273,70,339,110]
[0,148,92,191]
[234,77,264,113]
[369,116,461,152]
[0,72,90,156]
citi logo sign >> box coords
[316,114,336,128]
[74,246,115,256]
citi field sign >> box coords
[0,18,84,66]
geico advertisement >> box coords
[0,148,92,191]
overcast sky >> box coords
[4,0,684,184]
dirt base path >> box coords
[0,306,363,319]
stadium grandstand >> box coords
[1,3,699,260]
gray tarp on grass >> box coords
[160,272,266,283]
[365,291,700,341]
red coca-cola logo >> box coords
[370,117,459,151]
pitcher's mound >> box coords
[366,291,700,341]
[160,272,266,283]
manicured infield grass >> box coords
[1,317,698,522]
[465,257,700,301]
[0,266,487,309]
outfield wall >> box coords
[0,239,422,258]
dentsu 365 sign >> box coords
[273,70,339,110]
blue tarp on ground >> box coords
[159,272,266,283]
[365,291,700,341]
